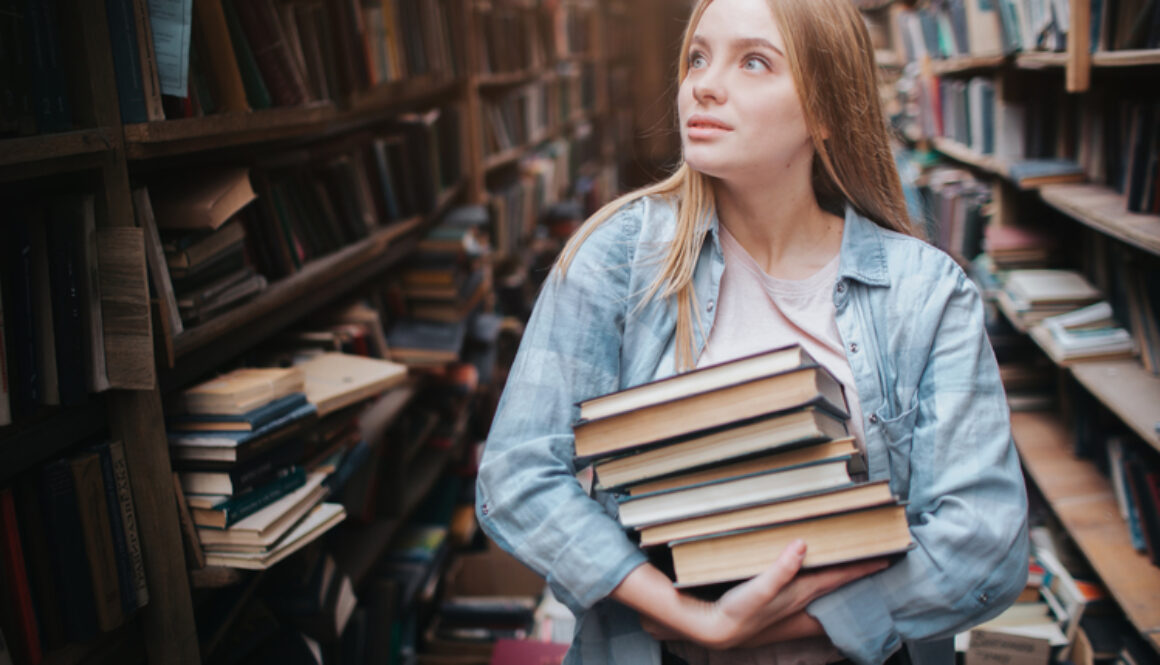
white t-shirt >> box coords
[665,223,865,665]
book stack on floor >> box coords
[574,345,911,588]
[167,365,340,570]
[387,205,493,368]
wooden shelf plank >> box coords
[345,75,461,115]
[1092,49,1160,67]
[1016,52,1068,69]
[1039,183,1160,256]
[0,129,114,167]
[124,104,337,158]
[1070,360,1160,453]
[476,70,541,88]
[0,396,108,485]
[931,54,1007,75]
[932,137,1012,180]
[484,145,525,171]
[1011,411,1160,652]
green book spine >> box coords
[221,0,272,109]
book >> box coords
[134,187,185,340]
[574,364,847,460]
[151,168,257,231]
[96,227,155,390]
[176,366,306,415]
[0,488,40,665]
[168,400,318,451]
[640,480,894,547]
[579,345,823,422]
[69,451,124,632]
[616,457,856,529]
[203,502,345,570]
[669,502,912,587]
[91,442,138,619]
[169,392,309,432]
[294,352,409,417]
[37,460,99,643]
[386,317,469,366]
[189,466,307,529]
[592,407,849,490]
[197,471,327,548]
[625,437,864,496]
[107,441,148,610]
[164,219,247,270]
[168,404,318,465]
[1005,270,1102,307]
[1006,159,1087,188]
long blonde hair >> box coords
[557,0,914,370]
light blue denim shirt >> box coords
[475,196,1029,665]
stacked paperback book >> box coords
[168,366,339,570]
[574,345,912,588]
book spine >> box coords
[93,442,139,618]
[76,195,110,392]
[105,0,147,123]
[231,0,306,107]
[0,488,41,665]
[209,466,307,529]
[108,441,149,609]
[128,0,165,121]
[96,227,155,390]
[191,0,251,112]
[46,200,89,406]
[69,451,124,632]
[4,217,40,417]
[22,0,71,133]
[37,459,99,643]
[0,284,9,426]
[12,477,62,650]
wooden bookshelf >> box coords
[930,54,1007,75]
[931,137,1012,181]
[1011,411,1160,653]
[162,182,464,391]
[476,70,543,88]
[0,129,114,169]
[0,397,108,486]
[39,615,144,665]
[1092,49,1160,67]
[123,104,337,159]
[1069,361,1160,453]
[1039,183,1160,256]
[1015,51,1069,69]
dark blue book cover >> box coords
[46,198,89,406]
[4,216,40,417]
[104,0,147,124]
[168,393,309,431]
[168,401,318,447]
[22,0,71,133]
[37,459,98,642]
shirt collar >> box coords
[702,202,892,287]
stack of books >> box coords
[1030,302,1136,364]
[387,205,492,367]
[167,366,345,569]
[150,169,267,327]
[575,345,911,588]
[998,269,1103,329]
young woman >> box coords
[475,0,1029,663]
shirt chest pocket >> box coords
[871,399,919,500]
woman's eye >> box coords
[689,52,708,68]
[743,56,769,71]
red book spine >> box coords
[0,488,42,665]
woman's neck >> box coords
[713,177,843,280]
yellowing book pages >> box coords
[575,365,847,460]
[593,408,849,491]
[151,168,257,231]
[197,471,327,547]
[204,502,346,570]
[639,480,892,547]
[295,352,409,417]
[670,502,912,587]
[1005,270,1101,306]
[615,457,854,529]
[579,344,820,422]
[624,437,864,496]
[178,366,306,415]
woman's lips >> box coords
[686,115,732,139]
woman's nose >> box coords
[692,69,726,105]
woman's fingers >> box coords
[749,538,807,597]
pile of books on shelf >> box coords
[168,354,409,570]
[0,440,149,662]
[575,345,911,588]
[387,205,495,368]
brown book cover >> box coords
[177,366,306,415]
[151,168,257,232]
[69,452,124,632]
[295,352,408,417]
[96,228,155,390]
[232,0,310,106]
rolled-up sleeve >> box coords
[808,270,1029,665]
[475,206,649,615]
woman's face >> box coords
[677,0,814,182]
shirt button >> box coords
[835,282,846,294]
[978,592,989,603]
[707,299,716,312]
[869,414,879,425]
[849,342,859,354]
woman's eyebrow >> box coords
[690,34,784,58]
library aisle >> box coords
[1,0,1158,664]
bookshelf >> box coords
[2,0,637,662]
[882,0,1160,656]
[1011,411,1160,651]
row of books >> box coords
[0,440,148,665]
[120,0,461,123]
[0,194,155,427]
[895,0,1159,63]
[474,6,553,76]
[574,345,911,588]
[0,0,71,136]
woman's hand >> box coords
[624,541,890,650]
